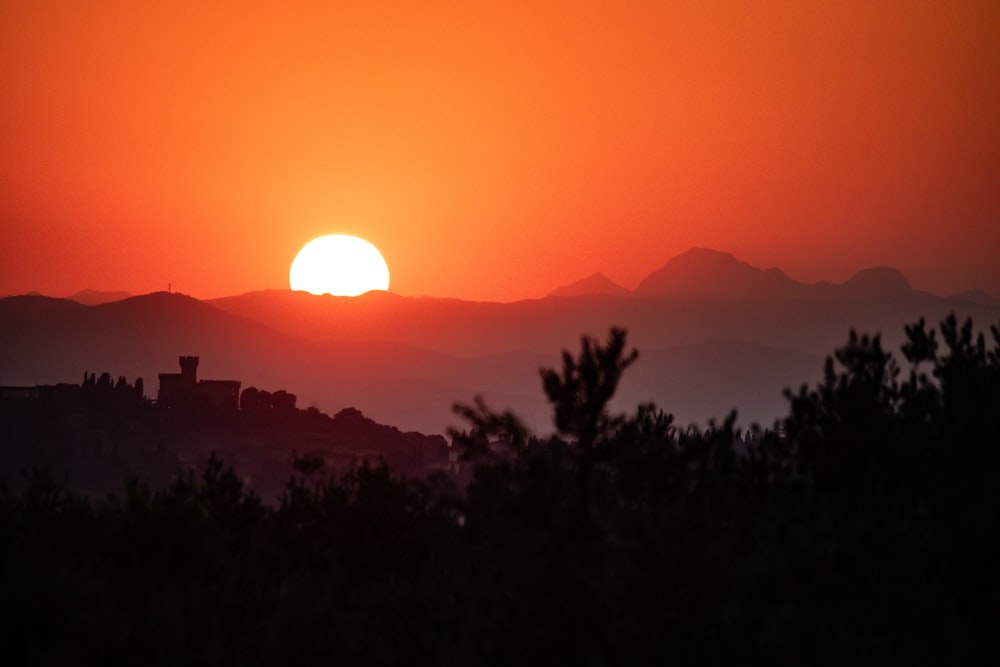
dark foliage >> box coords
[2,316,998,664]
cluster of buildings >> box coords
[1,356,241,415]
[156,356,241,412]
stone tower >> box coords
[179,356,199,384]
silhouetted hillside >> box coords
[0,367,450,499]
[0,293,87,321]
[0,292,296,386]
[0,296,87,379]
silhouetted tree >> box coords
[449,395,528,461]
[271,389,296,412]
[541,326,638,451]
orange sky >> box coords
[2,1,999,301]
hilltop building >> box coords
[157,356,240,412]
[0,383,81,412]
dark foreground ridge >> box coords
[2,315,999,664]
[0,355,449,501]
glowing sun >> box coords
[289,234,390,296]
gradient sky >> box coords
[2,1,998,301]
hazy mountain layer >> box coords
[0,292,829,434]
[5,250,998,435]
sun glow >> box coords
[289,235,390,296]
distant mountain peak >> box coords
[679,247,738,261]
[634,248,799,299]
[549,273,631,298]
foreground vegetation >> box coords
[2,315,998,664]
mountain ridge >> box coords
[9,247,997,304]
[0,291,830,434]
[5,272,999,435]
[6,249,998,434]
[634,247,806,299]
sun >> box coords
[289,235,390,296]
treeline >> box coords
[80,371,146,423]
[2,315,998,664]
